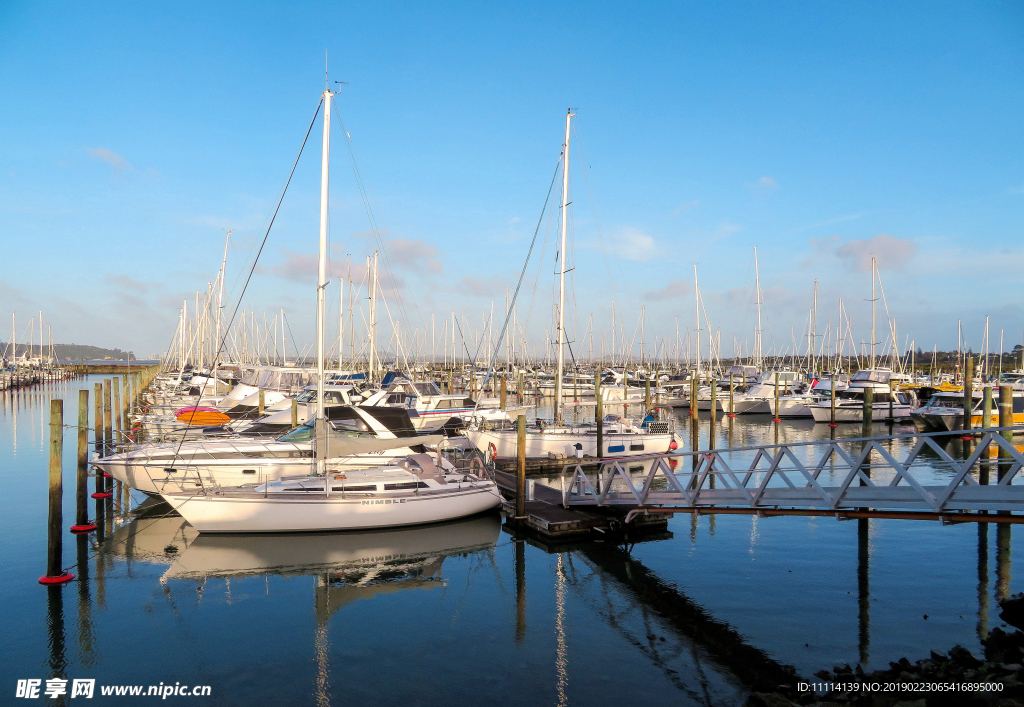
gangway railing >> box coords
[560,427,1024,516]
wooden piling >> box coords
[595,374,603,459]
[500,376,507,411]
[112,378,121,450]
[728,373,735,418]
[291,398,299,429]
[862,388,874,438]
[999,385,1013,483]
[71,390,94,533]
[102,379,112,457]
[689,373,696,418]
[963,357,974,436]
[830,373,837,427]
[515,414,526,520]
[40,399,74,584]
[93,383,103,456]
[645,375,651,410]
[710,376,717,418]
[983,385,993,430]
[258,389,265,414]
[772,371,781,422]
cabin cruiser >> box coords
[768,374,849,418]
[361,377,517,432]
[92,406,439,495]
[910,389,1024,432]
[808,368,915,423]
[223,383,364,437]
[465,412,681,461]
[160,452,501,533]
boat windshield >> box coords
[278,422,315,442]
[295,389,315,403]
[851,370,890,384]
[413,382,441,395]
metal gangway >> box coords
[560,427,1024,521]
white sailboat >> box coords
[465,110,681,460]
[160,84,499,532]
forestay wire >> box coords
[473,153,563,413]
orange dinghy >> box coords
[175,407,231,426]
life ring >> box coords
[486,442,497,464]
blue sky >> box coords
[1,1,1022,361]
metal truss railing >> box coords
[561,427,1024,514]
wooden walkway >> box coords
[493,470,669,539]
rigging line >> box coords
[209,97,322,372]
[473,155,562,410]
[572,121,623,307]
[521,178,559,339]
[332,97,424,339]
[162,98,322,481]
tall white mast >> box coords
[554,108,574,423]
[870,256,877,369]
[316,87,333,427]
[369,252,378,382]
[213,231,230,390]
[693,264,700,376]
[754,247,763,370]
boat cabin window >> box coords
[384,482,429,490]
[330,417,371,434]
[335,484,377,491]
[851,370,890,384]
[413,382,441,395]
[386,392,406,405]
[295,390,316,403]
[278,422,315,442]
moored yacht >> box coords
[160,453,500,533]
[808,368,915,423]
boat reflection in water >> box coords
[105,504,501,599]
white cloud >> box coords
[104,273,152,294]
[835,234,917,272]
[748,176,779,194]
[671,200,699,216]
[86,147,131,171]
[459,276,504,297]
[642,279,692,301]
[616,228,656,261]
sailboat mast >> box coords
[754,247,763,370]
[554,108,573,423]
[316,88,333,424]
[870,256,877,370]
[213,231,230,390]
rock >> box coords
[745,692,800,707]
[1001,593,1024,631]
[950,644,984,669]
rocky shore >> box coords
[745,595,1024,707]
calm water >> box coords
[2,376,1021,705]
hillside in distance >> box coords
[3,343,135,361]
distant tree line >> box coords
[2,343,135,361]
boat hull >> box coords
[465,428,680,460]
[161,484,501,533]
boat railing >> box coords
[440,447,494,480]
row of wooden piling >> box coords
[40,365,161,585]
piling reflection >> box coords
[978,522,989,640]
[515,540,527,643]
[857,519,870,666]
[46,586,68,706]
